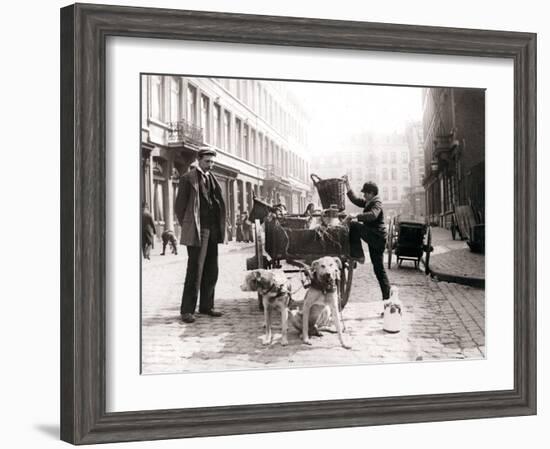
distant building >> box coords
[141,76,313,238]
[404,121,426,217]
[421,88,485,227]
[310,132,410,217]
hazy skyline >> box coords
[281,81,423,154]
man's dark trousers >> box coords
[350,221,391,300]
[180,227,219,315]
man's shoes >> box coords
[181,313,195,323]
[199,309,223,317]
[352,256,365,265]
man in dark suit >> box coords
[175,148,226,323]
[344,177,391,301]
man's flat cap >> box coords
[198,148,217,158]
[361,181,378,192]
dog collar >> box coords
[310,278,337,294]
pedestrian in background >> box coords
[225,215,232,243]
[242,211,252,243]
[343,176,391,302]
[175,148,226,324]
[301,202,316,217]
[236,213,243,242]
[141,202,156,260]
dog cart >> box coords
[247,176,355,311]
[386,216,433,270]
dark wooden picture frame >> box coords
[60,3,536,444]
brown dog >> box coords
[241,269,291,346]
[301,257,350,349]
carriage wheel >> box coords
[424,225,432,274]
[387,218,394,269]
[254,219,264,311]
[338,257,354,310]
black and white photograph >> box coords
[1,0,543,446]
[140,75,486,374]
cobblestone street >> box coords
[141,239,485,374]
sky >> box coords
[280,80,423,153]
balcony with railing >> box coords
[265,164,283,180]
[167,119,204,145]
[264,164,293,188]
[433,129,459,161]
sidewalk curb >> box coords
[421,257,485,289]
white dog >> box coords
[241,269,291,346]
[301,256,350,349]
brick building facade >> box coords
[421,88,485,227]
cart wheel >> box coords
[387,218,394,269]
[338,257,354,310]
[424,225,432,273]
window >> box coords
[243,124,249,160]
[392,186,398,200]
[391,168,397,181]
[382,187,389,201]
[391,152,397,163]
[201,95,210,142]
[382,152,388,163]
[250,130,256,163]
[235,118,242,157]
[150,76,162,121]
[186,84,197,124]
[223,110,231,151]
[170,77,180,122]
[402,151,408,163]
[383,168,388,180]
[402,167,409,180]
[213,104,221,147]
[258,133,263,165]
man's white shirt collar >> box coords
[196,166,210,176]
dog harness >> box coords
[259,282,292,303]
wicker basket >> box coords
[310,173,346,211]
